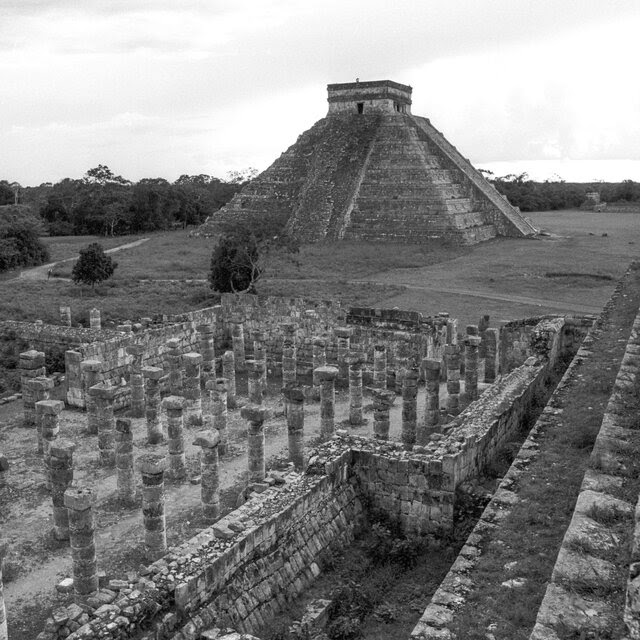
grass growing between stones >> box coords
[448,266,640,640]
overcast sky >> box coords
[2,0,640,186]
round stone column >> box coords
[165,338,183,396]
[372,344,387,390]
[284,386,305,471]
[89,307,101,330]
[334,327,352,384]
[126,344,145,418]
[401,368,418,449]
[241,405,270,484]
[182,352,203,425]
[115,418,136,503]
[372,389,396,441]
[29,376,54,453]
[484,328,499,383]
[445,345,461,416]
[464,335,481,402]
[231,318,246,372]
[394,332,410,394]
[420,358,441,444]
[63,486,98,595]
[59,305,71,327]
[136,454,168,561]
[142,366,164,444]
[193,430,220,521]
[207,377,229,455]
[20,350,46,427]
[38,399,63,489]
[478,314,490,362]
[311,337,326,400]
[253,330,268,395]
[90,384,117,467]
[246,359,263,405]
[80,359,102,434]
[281,323,297,387]
[163,396,187,480]
[197,323,216,375]
[315,366,339,440]
[222,351,237,409]
[346,351,365,426]
[50,439,75,540]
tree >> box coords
[0,205,49,272]
[71,242,117,290]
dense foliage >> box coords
[71,242,117,288]
[0,204,50,271]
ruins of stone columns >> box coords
[80,359,102,434]
[0,539,7,640]
[193,430,220,521]
[163,396,187,480]
[372,389,396,441]
[420,358,441,444]
[136,454,168,561]
[401,368,419,449]
[20,350,46,427]
[231,317,246,372]
[315,366,338,440]
[241,405,270,484]
[346,350,365,426]
[334,326,352,382]
[182,352,203,425]
[445,345,461,416]
[89,307,101,330]
[28,376,54,453]
[50,439,75,540]
[284,385,305,471]
[222,351,237,408]
[38,399,63,490]
[126,344,145,418]
[282,323,297,386]
[373,344,387,390]
[246,359,263,404]
[311,336,326,399]
[59,305,71,327]
[484,327,499,383]
[207,378,229,454]
[464,335,481,402]
[90,384,117,467]
[166,338,183,396]
[478,314,490,363]
[394,332,410,394]
[197,323,216,375]
[142,366,164,444]
[63,486,98,595]
[115,418,136,503]
[253,330,268,394]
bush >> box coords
[71,242,117,289]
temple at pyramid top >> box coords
[198,80,537,244]
[327,80,412,115]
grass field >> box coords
[2,209,639,326]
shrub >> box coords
[71,242,117,289]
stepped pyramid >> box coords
[199,80,536,244]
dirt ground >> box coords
[0,373,472,640]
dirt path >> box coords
[16,238,150,281]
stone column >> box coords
[484,328,499,383]
[0,540,7,640]
[246,359,263,404]
[231,318,246,372]
[222,351,237,409]
[241,405,270,484]
[39,399,63,490]
[197,323,216,375]
[394,332,410,394]
[311,337,326,400]
[63,486,98,595]
[446,318,458,346]
[163,396,187,480]
[59,305,71,327]
[165,338,183,396]
[126,345,145,418]
[421,358,441,444]
[445,345,461,416]
[89,384,117,467]
[334,327,352,383]
[50,439,75,540]
[282,323,297,387]
[80,359,102,434]
[401,368,419,449]
[193,430,220,522]
[207,378,229,455]
[346,351,365,426]
[182,352,203,425]
[115,418,136,503]
[466,324,479,337]
[372,389,396,441]
[316,366,339,440]
[20,350,46,427]
[253,330,268,395]
[29,376,54,453]
[136,454,168,561]
[373,344,387,390]
[142,366,164,444]
[478,314,490,362]
[284,386,305,471]
[464,335,481,403]
[89,308,101,330]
